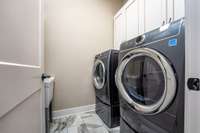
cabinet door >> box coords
[114,11,125,50]
[167,0,185,23]
[167,0,174,23]
[174,0,185,20]
[144,0,166,32]
[124,0,139,41]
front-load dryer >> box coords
[93,49,120,128]
[115,19,185,133]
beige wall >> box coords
[45,0,123,110]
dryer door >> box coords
[93,59,106,89]
[116,48,176,114]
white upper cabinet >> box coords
[174,0,185,20]
[124,0,139,41]
[167,0,174,23]
[114,9,125,50]
[114,0,185,49]
[144,0,166,32]
[167,0,185,22]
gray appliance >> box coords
[115,19,185,133]
[93,49,120,128]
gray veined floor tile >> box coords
[68,123,91,133]
[93,115,120,133]
[67,126,80,133]
[66,115,83,128]
[86,124,109,133]
[78,123,90,133]
[50,111,120,133]
[50,118,68,133]
[80,113,110,133]
[81,114,104,127]
[51,115,83,133]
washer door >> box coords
[115,48,176,114]
[93,59,106,89]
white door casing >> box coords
[0,0,44,132]
[185,0,200,133]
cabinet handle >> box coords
[169,18,172,23]
[162,21,165,26]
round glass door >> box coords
[115,48,176,114]
[122,56,165,106]
[93,60,106,89]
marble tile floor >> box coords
[50,111,120,133]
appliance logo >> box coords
[168,39,177,47]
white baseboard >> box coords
[53,104,96,119]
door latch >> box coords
[41,73,51,81]
[187,78,200,91]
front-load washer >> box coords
[93,49,120,128]
[115,19,185,133]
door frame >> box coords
[40,0,45,132]
[185,0,200,132]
